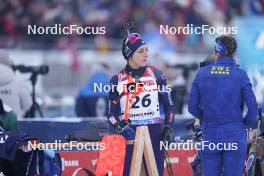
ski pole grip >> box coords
[259,108,262,118]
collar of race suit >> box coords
[216,56,236,65]
[125,64,147,78]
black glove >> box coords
[193,127,202,141]
[114,119,131,132]
[161,125,173,143]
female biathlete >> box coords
[108,31,175,175]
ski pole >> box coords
[165,150,174,176]
[253,108,262,151]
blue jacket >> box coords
[188,57,258,128]
[78,71,109,97]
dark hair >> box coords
[217,35,237,57]
[121,38,129,60]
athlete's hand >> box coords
[192,118,202,141]
[114,119,132,132]
[161,125,173,143]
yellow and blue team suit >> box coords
[188,56,259,176]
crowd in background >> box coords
[0,0,263,50]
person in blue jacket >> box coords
[75,64,109,117]
[108,32,174,175]
[188,35,259,176]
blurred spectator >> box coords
[0,50,32,118]
[248,0,264,15]
[75,63,110,117]
[164,63,187,114]
[1,0,260,50]
[0,98,18,131]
